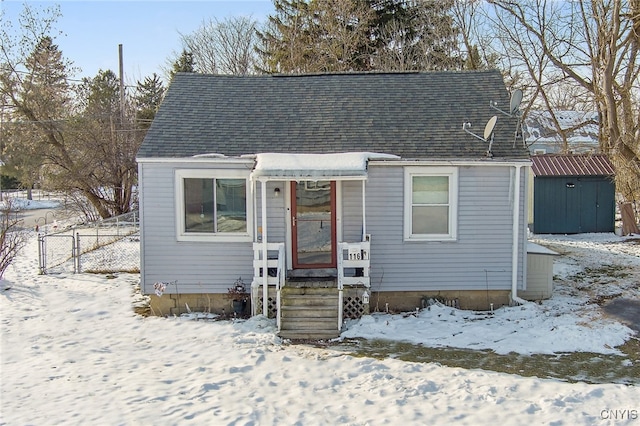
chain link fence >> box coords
[38,211,139,274]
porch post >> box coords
[361,180,366,240]
[261,179,269,315]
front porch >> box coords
[251,238,371,340]
[249,153,380,339]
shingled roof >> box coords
[137,71,530,160]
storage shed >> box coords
[531,154,615,234]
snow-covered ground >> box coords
[1,230,639,425]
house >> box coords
[524,110,600,155]
[136,71,531,339]
[529,154,615,234]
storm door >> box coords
[291,181,337,268]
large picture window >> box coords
[176,170,251,241]
[404,167,458,241]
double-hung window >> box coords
[176,170,251,241]
[404,167,458,241]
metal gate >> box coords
[38,233,78,274]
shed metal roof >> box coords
[531,154,614,177]
[138,71,530,160]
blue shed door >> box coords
[534,177,615,234]
[578,177,615,233]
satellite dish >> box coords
[462,115,499,158]
[491,89,523,118]
[483,115,498,140]
[509,89,523,115]
[489,89,525,148]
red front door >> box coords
[291,181,337,269]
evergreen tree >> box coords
[134,73,165,129]
[256,0,315,73]
[257,0,462,73]
[371,0,462,71]
[1,3,140,218]
[169,49,195,80]
[1,35,73,198]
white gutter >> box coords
[511,164,527,306]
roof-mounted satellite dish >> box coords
[483,115,498,140]
[490,89,523,117]
[490,89,525,148]
[462,115,498,158]
[509,89,523,115]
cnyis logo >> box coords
[600,409,638,420]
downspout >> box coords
[261,179,269,315]
[251,176,258,316]
[511,164,527,306]
[361,180,366,240]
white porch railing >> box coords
[251,242,285,327]
[251,237,371,333]
[337,235,371,330]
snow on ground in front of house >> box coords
[1,232,639,425]
[341,234,639,355]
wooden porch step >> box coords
[278,329,341,340]
[280,318,339,330]
[278,284,341,340]
[285,278,337,289]
[281,295,337,308]
[281,305,338,318]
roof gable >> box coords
[138,71,529,160]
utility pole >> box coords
[118,44,125,122]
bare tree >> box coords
[449,0,498,70]
[486,0,640,207]
[0,198,28,279]
[177,16,260,75]
[1,4,142,219]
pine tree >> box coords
[371,0,462,71]
[134,73,166,129]
[257,0,463,73]
[169,49,195,80]
[256,0,314,73]
[2,35,73,198]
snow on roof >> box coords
[524,110,599,145]
[251,152,399,179]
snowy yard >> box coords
[1,229,639,424]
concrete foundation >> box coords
[148,289,510,317]
[368,290,511,312]
[149,293,250,317]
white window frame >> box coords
[404,166,458,241]
[175,169,253,242]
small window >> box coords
[404,167,458,241]
[176,170,251,241]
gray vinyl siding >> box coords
[140,161,527,295]
[366,164,526,292]
[341,181,364,243]
[139,161,254,294]
[255,180,286,243]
